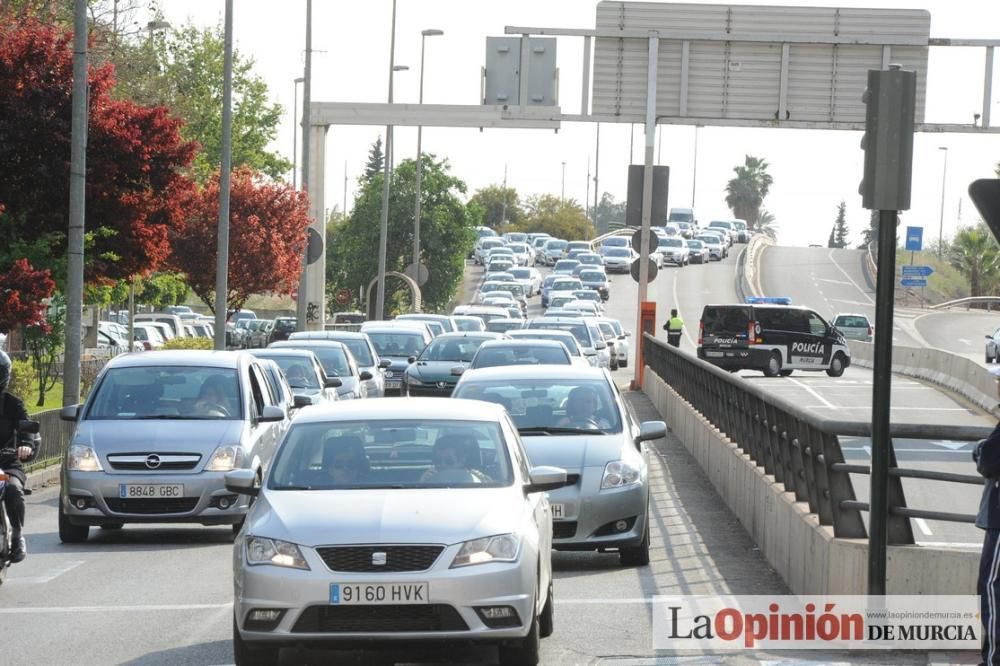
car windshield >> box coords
[86,366,242,420]
[268,419,513,490]
[419,336,490,362]
[337,338,374,366]
[660,238,683,248]
[580,271,606,282]
[606,248,631,257]
[527,321,590,347]
[510,268,530,279]
[454,318,485,332]
[573,291,600,302]
[545,240,567,250]
[472,344,570,368]
[291,346,351,377]
[553,279,582,290]
[688,240,704,249]
[697,236,719,245]
[835,315,869,327]
[262,356,320,389]
[605,320,623,336]
[453,379,622,435]
[578,255,602,264]
[367,332,426,359]
[603,237,627,247]
[508,331,582,356]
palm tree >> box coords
[755,209,778,240]
[725,155,773,230]
[949,223,1000,297]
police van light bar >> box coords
[747,296,792,305]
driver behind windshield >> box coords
[420,434,489,483]
[193,375,236,416]
[557,385,602,428]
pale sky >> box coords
[151,0,1000,248]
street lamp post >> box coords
[691,124,702,206]
[375,0,400,321]
[561,161,566,201]
[412,29,442,285]
[937,146,948,258]
[292,77,304,189]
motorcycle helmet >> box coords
[0,350,10,393]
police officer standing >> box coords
[974,367,1000,664]
[663,308,684,348]
[0,351,33,562]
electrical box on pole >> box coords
[860,66,916,212]
[625,165,669,228]
[483,37,557,106]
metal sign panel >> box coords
[904,226,923,251]
[899,277,927,287]
[901,265,933,277]
[484,36,557,106]
[592,2,929,126]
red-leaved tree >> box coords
[171,168,310,313]
[0,16,196,283]
[0,258,56,334]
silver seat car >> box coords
[57,351,288,541]
[287,331,389,397]
[453,366,666,566]
[228,399,566,666]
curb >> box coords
[25,462,61,490]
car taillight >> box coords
[868,324,873,336]
[698,321,704,346]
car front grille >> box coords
[104,497,199,514]
[292,604,468,633]
[107,454,201,471]
[553,521,578,539]
[316,545,445,573]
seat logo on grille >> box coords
[145,454,162,469]
[372,551,387,567]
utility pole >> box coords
[375,0,399,320]
[412,28,443,285]
[292,77,304,188]
[296,0,313,330]
[212,0,234,351]
[586,157,591,220]
[343,161,348,217]
[64,0,88,407]
[594,123,600,232]
[561,161,566,201]
[501,163,508,225]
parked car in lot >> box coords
[229,399,565,666]
[402,332,504,397]
[452,366,665,566]
[132,323,166,351]
[57,350,289,542]
[832,313,874,343]
[249,320,275,348]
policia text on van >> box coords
[696,302,851,377]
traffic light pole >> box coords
[868,208,898,595]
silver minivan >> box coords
[57,350,289,541]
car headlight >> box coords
[206,445,244,472]
[601,460,641,489]
[67,444,103,472]
[451,533,521,568]
[246,536,311,570]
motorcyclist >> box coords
[0,351,34,562]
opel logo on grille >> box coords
[437,381,448,389]
[145,454,162,469]
[372,551,387,567]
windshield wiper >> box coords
[132,415,197,420]
[518,426,603,435]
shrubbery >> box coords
[161,337,213,350]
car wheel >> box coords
[779,369,794,377]
[763,352,782,378]
[539,581,555,638]
[233,616,279,666]
[58,502,90,543]
[826,353,847,378]
[619,517,650,566]
[498,595,540,666]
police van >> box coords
[696,297,851,377]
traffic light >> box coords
[860,65,916,211]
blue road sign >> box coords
[900,277,927,287]
[901,265,934,277]
[905,226,923,252]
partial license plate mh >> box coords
[330,582,428,605]
[119,483,184,499]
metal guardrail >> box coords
[930,296,1000,311]
[643,333,993,544]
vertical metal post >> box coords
[127,278,135,352]
[937,146,948,258]
[342,161,348,215]
[692,125,700,205]
[63,0,88,406]
[586,157,591,220]
[581,35,592,115]
[413,33,428,282]
[292,77,303,188]
[561,162,566,201]
[632,32,658,389]
[376,0,398,321]
[593,122,600,231]
[213,0,234,351]
[984,46,994,130]
[868,208,898,595]
[296,0,312,330]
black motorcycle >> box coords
[0,419,40,585]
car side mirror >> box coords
[293,394,314,409]
[259,405,286,423]
[635,420,667,446]
[224,469,259,496]
[989,335,995,340]
[524,466,569,494]
[624,330,632,337]
[378,358,391,369]
[18,419,40,434]
[407,356,417,364]
[595,340,607,351]
[60,404,80,422]
[359,370,373,381]
[450,366,465,376]
[324,377,343,389]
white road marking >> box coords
[785,377,836,409]
[916,542,982,549]
[8,560,85,585]
[0,603,233,614]
[915,518,934,536]
[803,405,969,411]
[841,446,974,454]
[958,338,972,345]
[930,440,969,451]
[830,298,873,307]
[827,249,875,305]
[863,446,872,457]
[817,278,851,285]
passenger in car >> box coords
[420,434,489,483]
[325,435,370,484]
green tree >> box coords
[859,210,879,248]
[755,209,778,241]
[137,272,190,309]
[518,195,595,240]
[23,294,65,406]
[363,136,384,182]
[594,192,627,233]
[724,156,773,230]
[827,201,849,248]
[327,154,476,314]
[468,185,522,229]
[949,223,1000,297]
[112,21,290,182]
